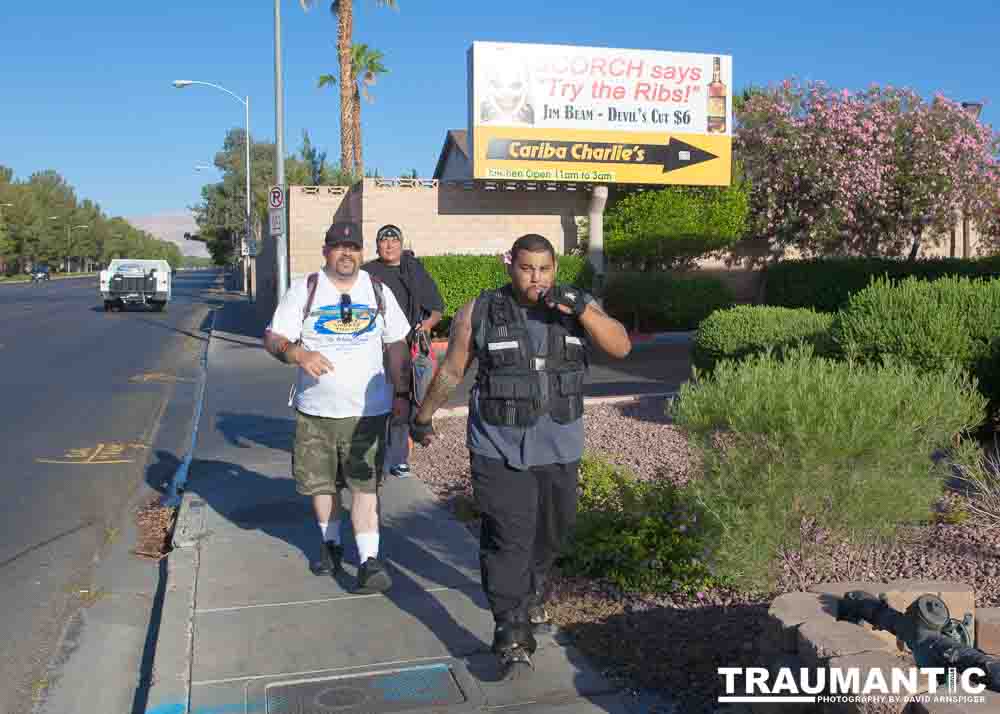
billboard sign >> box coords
[468,41,732,186]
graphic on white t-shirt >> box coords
[311,302,379,338]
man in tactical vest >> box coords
[410,234,631,680]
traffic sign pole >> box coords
[269,185,287,305]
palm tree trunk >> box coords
[337,3,354,174]
[353,88,363,177]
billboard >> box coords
[468,41,733,186]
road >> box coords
[0,269,221,714]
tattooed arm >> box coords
[412,300,475,443]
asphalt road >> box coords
[0,269,221,714]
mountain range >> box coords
[125,211,210,258]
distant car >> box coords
[30,265,51,283]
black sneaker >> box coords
[355,557,392,594]
[497,644,534,681]
[309,542,343,576]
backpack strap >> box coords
[301,272,319,325]
[370,275,386,319]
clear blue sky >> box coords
[2,0,997,218]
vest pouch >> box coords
[551,370,585,424]
[563,335,587,364]
[486,338,524,369]
[479,373,543,427]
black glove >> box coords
[410,417,436,445]
[543,284,587,317]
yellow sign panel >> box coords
[468,41,733,186]
[473,127,732,186]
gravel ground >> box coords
[408,397,1000,714]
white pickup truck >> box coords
[99,259,172,312]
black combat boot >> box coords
[492,615,537,681]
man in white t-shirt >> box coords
[264,222,411,594]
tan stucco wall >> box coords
[282,179,590,282]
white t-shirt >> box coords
[267,270,410,418]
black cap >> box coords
[376,224,402,242]
[325,222,363,248]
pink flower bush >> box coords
[736,79,1000,259]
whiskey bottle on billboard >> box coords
[707,56,727,134]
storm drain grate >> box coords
[266,663,466,713]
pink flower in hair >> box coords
[501,250,512,265]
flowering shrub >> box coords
[737,80,1000,259]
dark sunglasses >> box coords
[340,294,352,324]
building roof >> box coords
[433,129,469,180]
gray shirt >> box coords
[466,302,587,470]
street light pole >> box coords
[48,217,88,272]
[173,79,253,302]
[274,0,288,302]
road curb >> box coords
[144,289,221,713]
[171,491,206,549]
[142,547,198,714]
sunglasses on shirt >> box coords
[340,293,352,324]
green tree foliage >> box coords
[603,182,749,270]
[193,130,348,266]
[0,164,181,274]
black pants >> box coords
[470,453,579,626]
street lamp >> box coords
[274,0,288,302]
[48,217,89,272]
[173,79,253,302]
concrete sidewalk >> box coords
[145,297,684,714]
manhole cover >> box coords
[266,663,466,713]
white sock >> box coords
[318,520,341,544]
[356,531,379,562]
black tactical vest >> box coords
[472,285,590,427]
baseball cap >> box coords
[325,221,363,248]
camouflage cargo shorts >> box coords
[292,411,388,496]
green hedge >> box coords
[764,257,1000,312]
[603,273,736,332]
[671,345,987,591]
[420,254,594,335]
[692,305,835,372]
[833,275,1000,405]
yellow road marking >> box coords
[36,441,148,465]
[129,372,193,384]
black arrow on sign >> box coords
[485,136,718,174]
[647,137,719,173]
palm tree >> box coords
[300,0,398,174]
[319,44,388,177]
